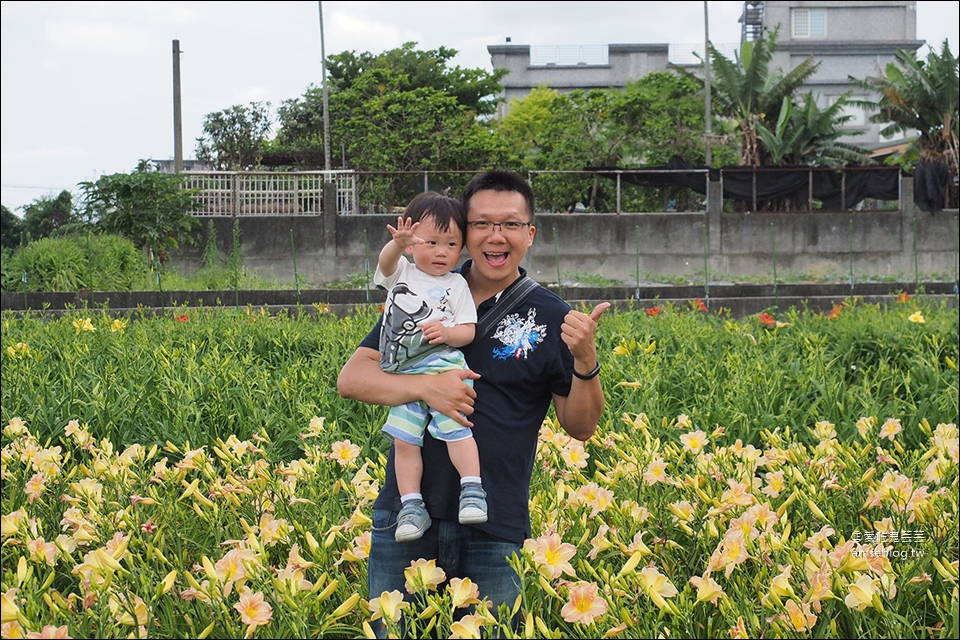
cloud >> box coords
[328,10,421,53]
[45,19,152,54]
[234,87,274,104]
[1,146,90,165]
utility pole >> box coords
[319,2,332,173]
[704,2,712,167]
[173,40,183,173]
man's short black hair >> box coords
[462,170,536,222]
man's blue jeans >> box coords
[369,508,522,632]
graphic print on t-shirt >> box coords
[492,308,545,360]
[382,282,432,369]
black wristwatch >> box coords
[572,362,601,380]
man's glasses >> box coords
[466,221,531,234]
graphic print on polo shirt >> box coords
[492,308,545,360]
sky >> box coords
[2,1,957,213]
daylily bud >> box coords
[316,578,339,603]
[618,550,645,577]
[328,593,360,620]
[157,569,178,597]
[537,574,559,598]
[807,499,826,520]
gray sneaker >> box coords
[458,483,488,524]
[395,500,431,542]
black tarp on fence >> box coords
[590,156,953,212]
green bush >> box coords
[3,233,146,292]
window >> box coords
[792,8,826,38]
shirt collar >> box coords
[457,259,528,306]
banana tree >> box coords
[851,39,959,202]
[756,94,872,167]
[678,27,820,166]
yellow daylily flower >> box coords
[844,573,881,611]
[447,577,481,609]
[450,613,487,639]
[638,566,678,613]
[404,558,446,594]
[689,573,725,605]
[1,589,20,624]
[369,590,408,624]
[72,317,96,333]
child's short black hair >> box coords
[404,192,467,238]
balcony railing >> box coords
[181,170,355,216]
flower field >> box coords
[1,296,958,638]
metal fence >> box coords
[181,167,904,216]
[350,170,479,214]
[530,169,711,214]
[343,170,707,214]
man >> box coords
[337,170,609,628]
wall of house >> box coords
[487,43,670,118]
[761,1,916,43]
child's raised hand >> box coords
[386,217,424,249]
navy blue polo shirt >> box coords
[360,264,574,543]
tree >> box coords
[20,190,76,241]
[498,86,629,211]
[327,42,505,117]
[1,204,24,250]
[678,27,820,166]
[195,102,273,170]
[336,68,503,209]
[496,73,734,211]
[273,85,326,167]
[755,94,872,167]
[273,43,508,173]
[850,39,959,205]
[80,163,200,264]
[620,72,740,168]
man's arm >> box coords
[337,346,479,427]
[552,302,610,441]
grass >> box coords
[156,268,954,291]
[613,269,959,288]
[564,272,624,287]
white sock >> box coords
[400,493,423,504]
[460,477,482,486]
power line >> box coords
[1,183,76,191]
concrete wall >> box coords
[172,178,959,287]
